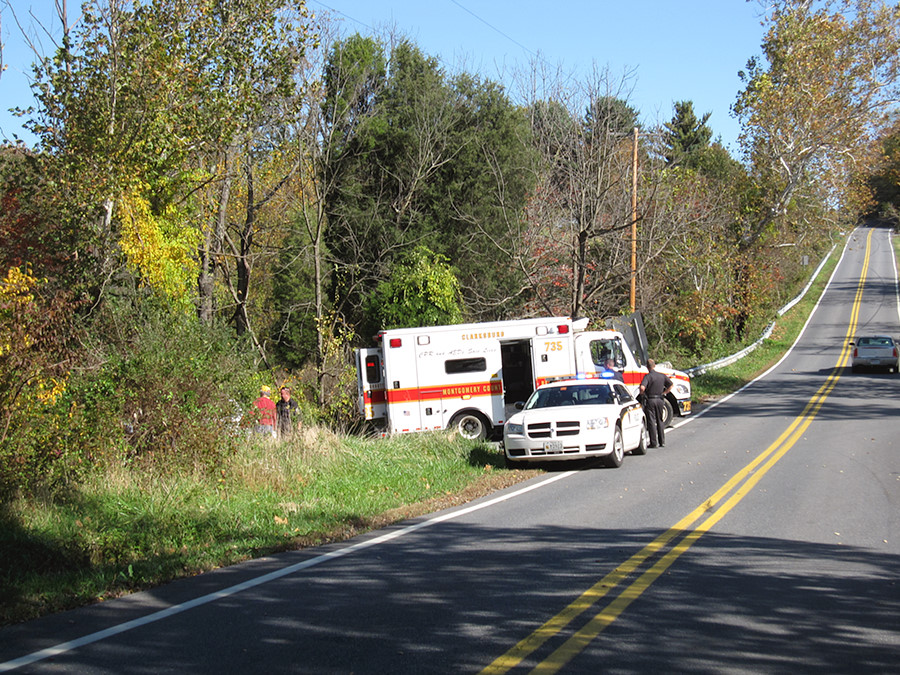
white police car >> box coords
[503,378,648,469]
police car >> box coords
[503,378,649,469]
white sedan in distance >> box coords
[503,379,649,469]
[850,335,899,373]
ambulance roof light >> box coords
[557,324,570,334]
[389,338,402,348]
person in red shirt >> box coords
[253,386,277,436]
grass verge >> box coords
[0,428,534,626]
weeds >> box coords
[691,247,840,401]
[0,430,508,626]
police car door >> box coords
[614,382,642,447]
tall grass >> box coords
[0,429,508,626]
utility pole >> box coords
[630,126,638,312]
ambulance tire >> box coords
[662,398,674,428]
[450,411,489,441]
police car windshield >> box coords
[525,383,613,409]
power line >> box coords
[312,1,536,59]
[448,0,536,58]
[308,1,376,34]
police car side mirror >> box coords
[515,401,525,410]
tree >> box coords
[865,117,900,222]
[734,0,900,249]
[272,31,387,403]
[187,0,315,343]
[662,100,713,166]
[432,71,536,318]
[518,69,642,319]
[363,246,463,333]
[322,35,535,330]
[23,0,316,331]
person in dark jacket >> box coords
[639,359,672,448]
[602,358,625,382]
[276,386,301,439]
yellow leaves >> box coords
[35,377,68,406]
[117,185,201,309]
[0,267,39,356]
[0,266,37,304]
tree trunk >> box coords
[198,151,233,325]
[234,166,255,336]
[313,230,326,407]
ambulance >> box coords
[355,315,691,440]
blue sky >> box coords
[1,1,768,151]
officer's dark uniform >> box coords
[640,365,672,447]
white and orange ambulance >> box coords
[355,316,691,440]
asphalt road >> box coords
[2,223,899,674]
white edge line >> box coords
[0,471,576,671]
[891,225,900,326]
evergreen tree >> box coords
[663,100,713,166]
[322,35,534,333]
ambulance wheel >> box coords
[662,398,674,428]
[450,411,489,441]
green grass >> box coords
[0,428,510,626]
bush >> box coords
[89,301,259,473]
[0,296,264,500]
[0,267,82,499]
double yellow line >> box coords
[482,230,872,674]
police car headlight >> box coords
[585,417,609,430]
[506,422,524,435]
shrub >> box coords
[0,267,81,499]
[89,301,259,473]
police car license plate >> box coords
[543,441,564,453]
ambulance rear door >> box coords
[355,348,386,420]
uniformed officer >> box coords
[639,359,672,448]
[601,358,625,382]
